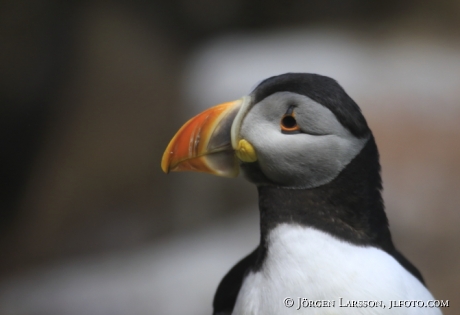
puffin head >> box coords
[162,73,372,189]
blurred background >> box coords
[0,0,459,314]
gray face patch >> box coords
[239,92,369,188]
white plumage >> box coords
[233,224,441,315]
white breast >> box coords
[232,224,441,315]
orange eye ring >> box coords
[280,114,300,132]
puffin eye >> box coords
[281,114,301,133]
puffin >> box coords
[161,73,442,315]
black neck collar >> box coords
[251,136,396,270]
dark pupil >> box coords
[282,115,297,128]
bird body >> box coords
[161,73,442,315]
[233,224,436,315]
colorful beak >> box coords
[161,99,245,177]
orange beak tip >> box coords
[161,150,172,174]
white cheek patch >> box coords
[239,93,369,188]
